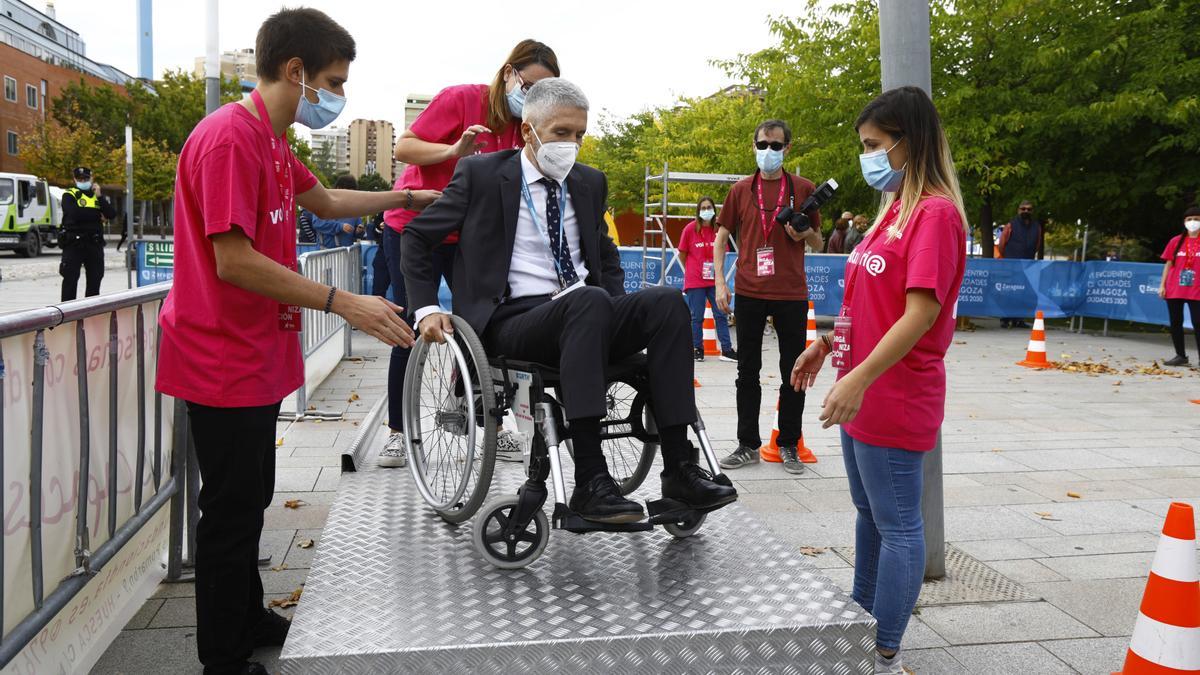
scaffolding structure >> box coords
[641,163,746,288]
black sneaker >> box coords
[250,608,290,648]
[569,474,645,523]
[1012,320,1031,329]
[1164,354,1190,367]
[720,348,738,363]
[718,444,760,469]
[779,446,806,475]
[662,464,738,509]
[694,347,705,362]
[1000,319,1011,329]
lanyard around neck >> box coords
[519,176,570,282]
[753,171,792,242]
[251,90,294,218]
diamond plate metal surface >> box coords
[835,546,1039,606]
[281,464,875,674]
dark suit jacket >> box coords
[402,149,625,336]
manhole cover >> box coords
[834,545,1039,606]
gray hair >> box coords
[522,77,589,125]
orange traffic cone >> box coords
[1113,502,1200,675]
[694,378,701,388]
[806,300,817,349]
[1017,311,1054,369]
[1191,399,1200,405]
[703,303,720,357]
[759,397,817,463]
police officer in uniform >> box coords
[60,167,115,301]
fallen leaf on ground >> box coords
[271,563,288,572]
[269,587,303,609]
[297,539,314,549]
[276,438,284,447]
[991,448,1003,453]
[348,393,360,402]
[1034,511,1062,521]
[1034,511,1052,517]
[1053,360,1119,375]
[307,405,316,411]
[1060,354,1072,359]
[954,340,967,345]
[283,499,306,509]
[1066,491,1082,499]
[1112,380,1122,386]
[798,546,827,557]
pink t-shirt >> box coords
[383,84,524,236]
[678,221,718,289]
[840,197,966,452]
[1161,234,1200,301]
[156,99,318,408]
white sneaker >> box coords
[874,651,909,674]
[378,432,406,468]
[496,429,525,463]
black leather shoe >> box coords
[203,662,268,675]
[1164,354,1190,367]
[569,474,645,523]
[662,463,738,509]
[250,608,290,648]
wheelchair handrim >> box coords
[403,335,478,512]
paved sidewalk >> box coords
[93,321,1200,674]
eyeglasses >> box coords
[755,140,786,151]
[1018,208,1033,213]
[511,66,534,94]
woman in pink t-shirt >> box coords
[789,86,968,674]
[1157,206,1200,366]
[677,196,735,362]
[376,40,560,468]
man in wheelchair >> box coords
[402,77,737,524]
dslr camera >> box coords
[775,178,839,234]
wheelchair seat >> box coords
[489,353,649,387]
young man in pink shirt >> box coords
[156,9,437,674]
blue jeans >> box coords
[840,429,925,651]
[684,286,732,351]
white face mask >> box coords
[530,125,579,182]
[699,209,716,222]
[1186,219,1200,234]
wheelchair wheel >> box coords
[403,315,497,524]
[663,512,706,539]
[567,380,657,496]
[472,495,549,569]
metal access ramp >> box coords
[283,424,875,674]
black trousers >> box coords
[485,285,696,432]
[371,239,390,298]
[384,226,455,430]
[187,401,281,670]
[734,294,807,449]
[60,234,105,301]
[1167,298,1200,357]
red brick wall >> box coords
[0,42,127,175]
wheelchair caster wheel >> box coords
[662,512,706,539]
[472,495,549,569]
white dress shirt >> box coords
[414,150,590,325]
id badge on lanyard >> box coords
[756,247,775,277]
[702,260,715,280]
[830,310,852,372]
[754,172,788,278]
[1182,268,1196,288]
[250,90,301,333]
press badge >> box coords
[279,260,302,332]
[552,279,586,300]
[830,312,852,372]
[702,261,715,280]
[1181,268,1195,287]
[756,247,775,277]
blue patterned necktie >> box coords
[540,178,579,286]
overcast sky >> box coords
[40,0,812,136]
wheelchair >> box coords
[401,314,734,569]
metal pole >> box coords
[205,0,220,116]
[137,0,153,81]
[880,0,944,580]
[125,125,134,289]
[74,322,92,570]
[1079,223,1089,333]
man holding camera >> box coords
[714,119,822,475]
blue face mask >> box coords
[294,73,346,130]
[756,147,785,173]
[506,68,527,118]
[859,138,906,192]
[75,181,92,191]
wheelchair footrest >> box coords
[552,503,654,534]
[646,497,736,525]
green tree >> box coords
[357,172,390,192]
[312,140,337,182]
[19,119,122,186]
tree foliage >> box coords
[583,0,1200,259]
[356,172,390,192]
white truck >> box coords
[0,172,64,257]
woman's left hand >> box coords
[819,370,868,429]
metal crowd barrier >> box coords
[0,284,187,668]
[287,245,362,420]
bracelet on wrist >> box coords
[404,189,413,210]
[323,286,337,314]
[820,334,833,353]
